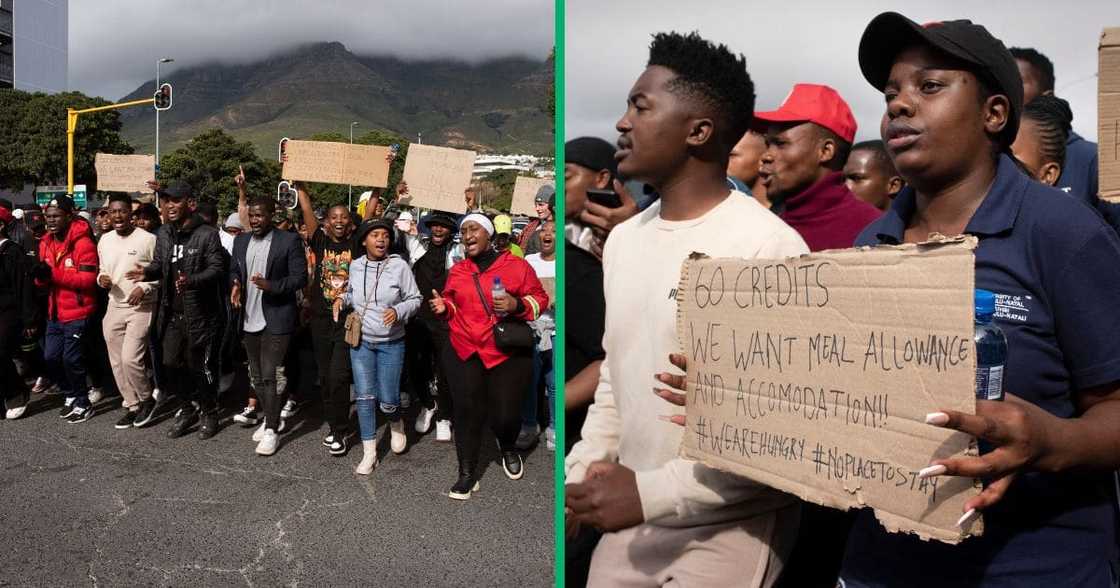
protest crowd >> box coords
[0,148,555,502]
[563,12,1120,588]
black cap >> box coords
[423,212,457,230]
[565,137,617,178]
[534,184,555,204]
[46,194,75,212]
[354,218,393,245]
[858,12,1023,147]
[160,181,194,200]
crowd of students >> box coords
[564,12,1119,588]
[0,165,555,501]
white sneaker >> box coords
[252,420,285,441]
[415,405,437,434]
[435,419,452,442]
[545,427,556,452]
[255,429,279,456]
[390,420,407,454]
[280,399,298,419]
[87,387,104,404]
[6,406,28,420]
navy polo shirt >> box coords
[1058,131,1099,207]
[840,154,1120,587]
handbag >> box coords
[343,263,377,348]
[471,273,534,350]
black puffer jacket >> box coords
[143,215,229,338]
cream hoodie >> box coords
[565,191,810,527]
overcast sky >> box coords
[69,0,554,101]
[566,0,1119,145]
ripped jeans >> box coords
[349,337,406,441]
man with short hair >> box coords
[1010,46,1098,203]
[728,130,770,208]
[564,31,808,586]
[126,182,229,439]
[230,196,307,456]
[564,137,617,252]
[97,193,158,428]
[843,140,904,211]
[756,83,882,251]
[37,195,100,423]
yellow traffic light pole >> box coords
[66,97,156,194]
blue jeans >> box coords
[349,337,406,441]
[521,336,555,431]
[44,319,90,407]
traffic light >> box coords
[153,83,172,111]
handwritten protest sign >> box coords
[511,176,552,216]
[281,140,390,187]
[95,154,154,193]
[677,238,982,544]
[401,144,476,213]
[539,277,555,309]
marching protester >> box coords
[333,218,422,475]
[36,195,100,424]
[429,213,548,500]
[755,83,882,251]
[126,182,228,439]
[96,194,158,429]
[493,214,524,258]
[517,185,554,255]
[230,196,308,456]
[563,31,808,586]
[843,139,904,211]
[518,217,556,451]
[563,137,616,253]
[0,201,38,419]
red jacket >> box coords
[38,218,99,323]
[442,250,549,369]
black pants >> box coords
[311,313,352,435]
[442,346,531,466]
[162,313,219,414]
[0,312,29,402]
[242,331,291,430]
[406,318,453,420]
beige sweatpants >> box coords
[103,304,153,409]
[586,505,799,588]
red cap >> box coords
[0,206,12,224]
[753,84,857,143]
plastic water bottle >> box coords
[492,277,508,317]
[974,289,1007,401]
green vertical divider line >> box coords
[553,0,565,585]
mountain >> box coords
[117,42,553,159]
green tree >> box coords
[157,129,279,215]
[478,168,519,213]
[0,89,134,191]
[295,129,411,211]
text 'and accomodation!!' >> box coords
[676,238,982,544]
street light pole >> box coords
[349,121,358,210]
[155,57,173,176]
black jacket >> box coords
[143,215,229,337]
[229,228,307,335]
[0,238,37,328]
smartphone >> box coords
[586,188,622,209]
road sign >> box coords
[36,184,87,209]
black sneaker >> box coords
[197,412,219,440]
[167,408,199,438]
[115,411,138,429]
[448,473,480,500]
[58,397,76,418]
[500,450,524,480]
[326,432,348,457]
[133,398,157,428]
[66,405,94,424]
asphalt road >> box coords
[0,366,556,586]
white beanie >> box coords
[460,213,494,236]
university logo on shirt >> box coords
[993,292,1032,323]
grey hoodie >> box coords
[342,254,421,343]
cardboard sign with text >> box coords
[95,153,155,193]
[511,176,552,216]
[539,277,556,310]
[401,144,477,213]
[677,238,982,544]
[281,140,390,187]
[1100,27,1120,201]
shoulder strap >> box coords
[471,272,495,321]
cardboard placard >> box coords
[281,140,391,187]
[539,277,556,310]
[677,238,982,544]
[1100,27,1120,201]
[511,176,552,216]
[401,144,477,213]
[94,154,154,193]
